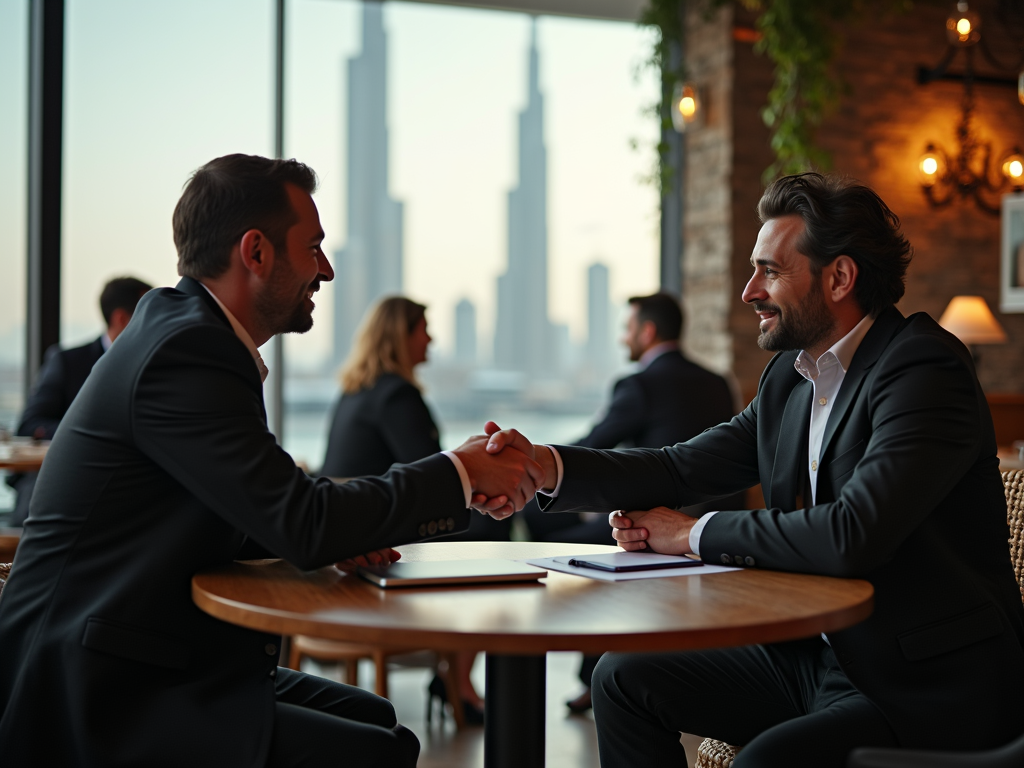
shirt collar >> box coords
[100,333,112,352]
[639,340,679,369]
[794,313,875,381]
[199,283,270,383]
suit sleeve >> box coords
[131,327,470,569]
[543,395,762,514]
[378,384,444,464]
[575,376,645,449]
[699,334,985,577]
[17,346,66,439]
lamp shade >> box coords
[938,295,1007,344]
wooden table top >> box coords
[193,541,873,654]
[0,441,48,473]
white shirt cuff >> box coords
[540,445,564,497]
[688,510,718,557]
[441,451,472,508]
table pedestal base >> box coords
[484,653,546,768]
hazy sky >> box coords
[0,0,660,368]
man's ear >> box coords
[239,229,274,278]
[827,255,858,304]
[640,320,659,347]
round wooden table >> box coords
[193,541,874,768]
[0,441,48,473]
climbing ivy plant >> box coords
[642,0,919,187]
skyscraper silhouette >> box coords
[587,262,611,371]
[455,298,477,363]
[494,19,551,375]
[334,0,403,367]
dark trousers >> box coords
[267,668,419,768]
[592,637,899,768]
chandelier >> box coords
[917,1,1024,215]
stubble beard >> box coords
[755,280,837,353]
[255,255,316,337]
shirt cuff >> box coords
[688,510,718,557]
[539,445,564,498]
[441,451,472,508]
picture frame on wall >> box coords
[1001,193,1024,312]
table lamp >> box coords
[937,295,1007,360]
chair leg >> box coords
[438,651,466,731]
[373,649,389,699]
[345,658,360,687]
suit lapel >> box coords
[769,378,813,510]
[819,307,905,462]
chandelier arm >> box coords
[971,186,1003,216]
[925,183,956,209]
[917,45,958,85]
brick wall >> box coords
[708,0,1024,401]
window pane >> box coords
[283,0,659,471]
[62,0,274,347]
[0,0,29,512]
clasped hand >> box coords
[609,506,697,555]
[455,421,549,520]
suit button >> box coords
[745,556,756,567]
[733,555,744,565]
[720,554,731,564]
[418,524,427,536]
[265,643,277,656]
[447,517,455,530]
[428,521,437,535]
[269,668,277,679]
[437,518,447,531]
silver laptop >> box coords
[357,559,548,589]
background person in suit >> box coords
[482,173,1024,767]
[7,276,152,526]
[520,292,740,713]
[0,154,540,768]
[322,294,497,720]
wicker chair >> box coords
[0,562,11,596]
[696,469,1024,768]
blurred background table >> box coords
[0,439,49,473]
[193,541,873,768]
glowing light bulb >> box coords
[1003,152,1024,186]
[919,148,944,187]
[956,17,971,37]
[922,157,939,175]
[679,95,696,119]
[1010,160,1022,178]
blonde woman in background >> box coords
[322,296,494,724]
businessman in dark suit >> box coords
[0,154,541,768]
[8,276,152,526]
[482,173,1024,767]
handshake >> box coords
[453,421,556,520]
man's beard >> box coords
[755,280,836,353]
[255,255,316,336]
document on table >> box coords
[522,553,741,582]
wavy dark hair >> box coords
[174,154,318,280]
[756,173,912,316]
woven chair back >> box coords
[1005,469,1024,603]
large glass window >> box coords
[61,0,275,348]
[0,0,29,511]
[282,0,659,470]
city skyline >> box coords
[333,0,404,367]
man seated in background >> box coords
[523,291,739,713]
[6,276,152,526]
[0,154,539,768]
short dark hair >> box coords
[173,154,318,279]
[628,292,683,341]
[756,173,912,316]
[99,276,153,325]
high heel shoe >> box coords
[426,674,485,726]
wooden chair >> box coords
[287,636,467,730]
[694,469,1024,768]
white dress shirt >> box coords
[687,313,875,555]
[200,284,270,383]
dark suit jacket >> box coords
[543,307,1024,750]
[576,349,734,450]
[17,336,105,440]
[321,373,442,478]
[0,277,470,767]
